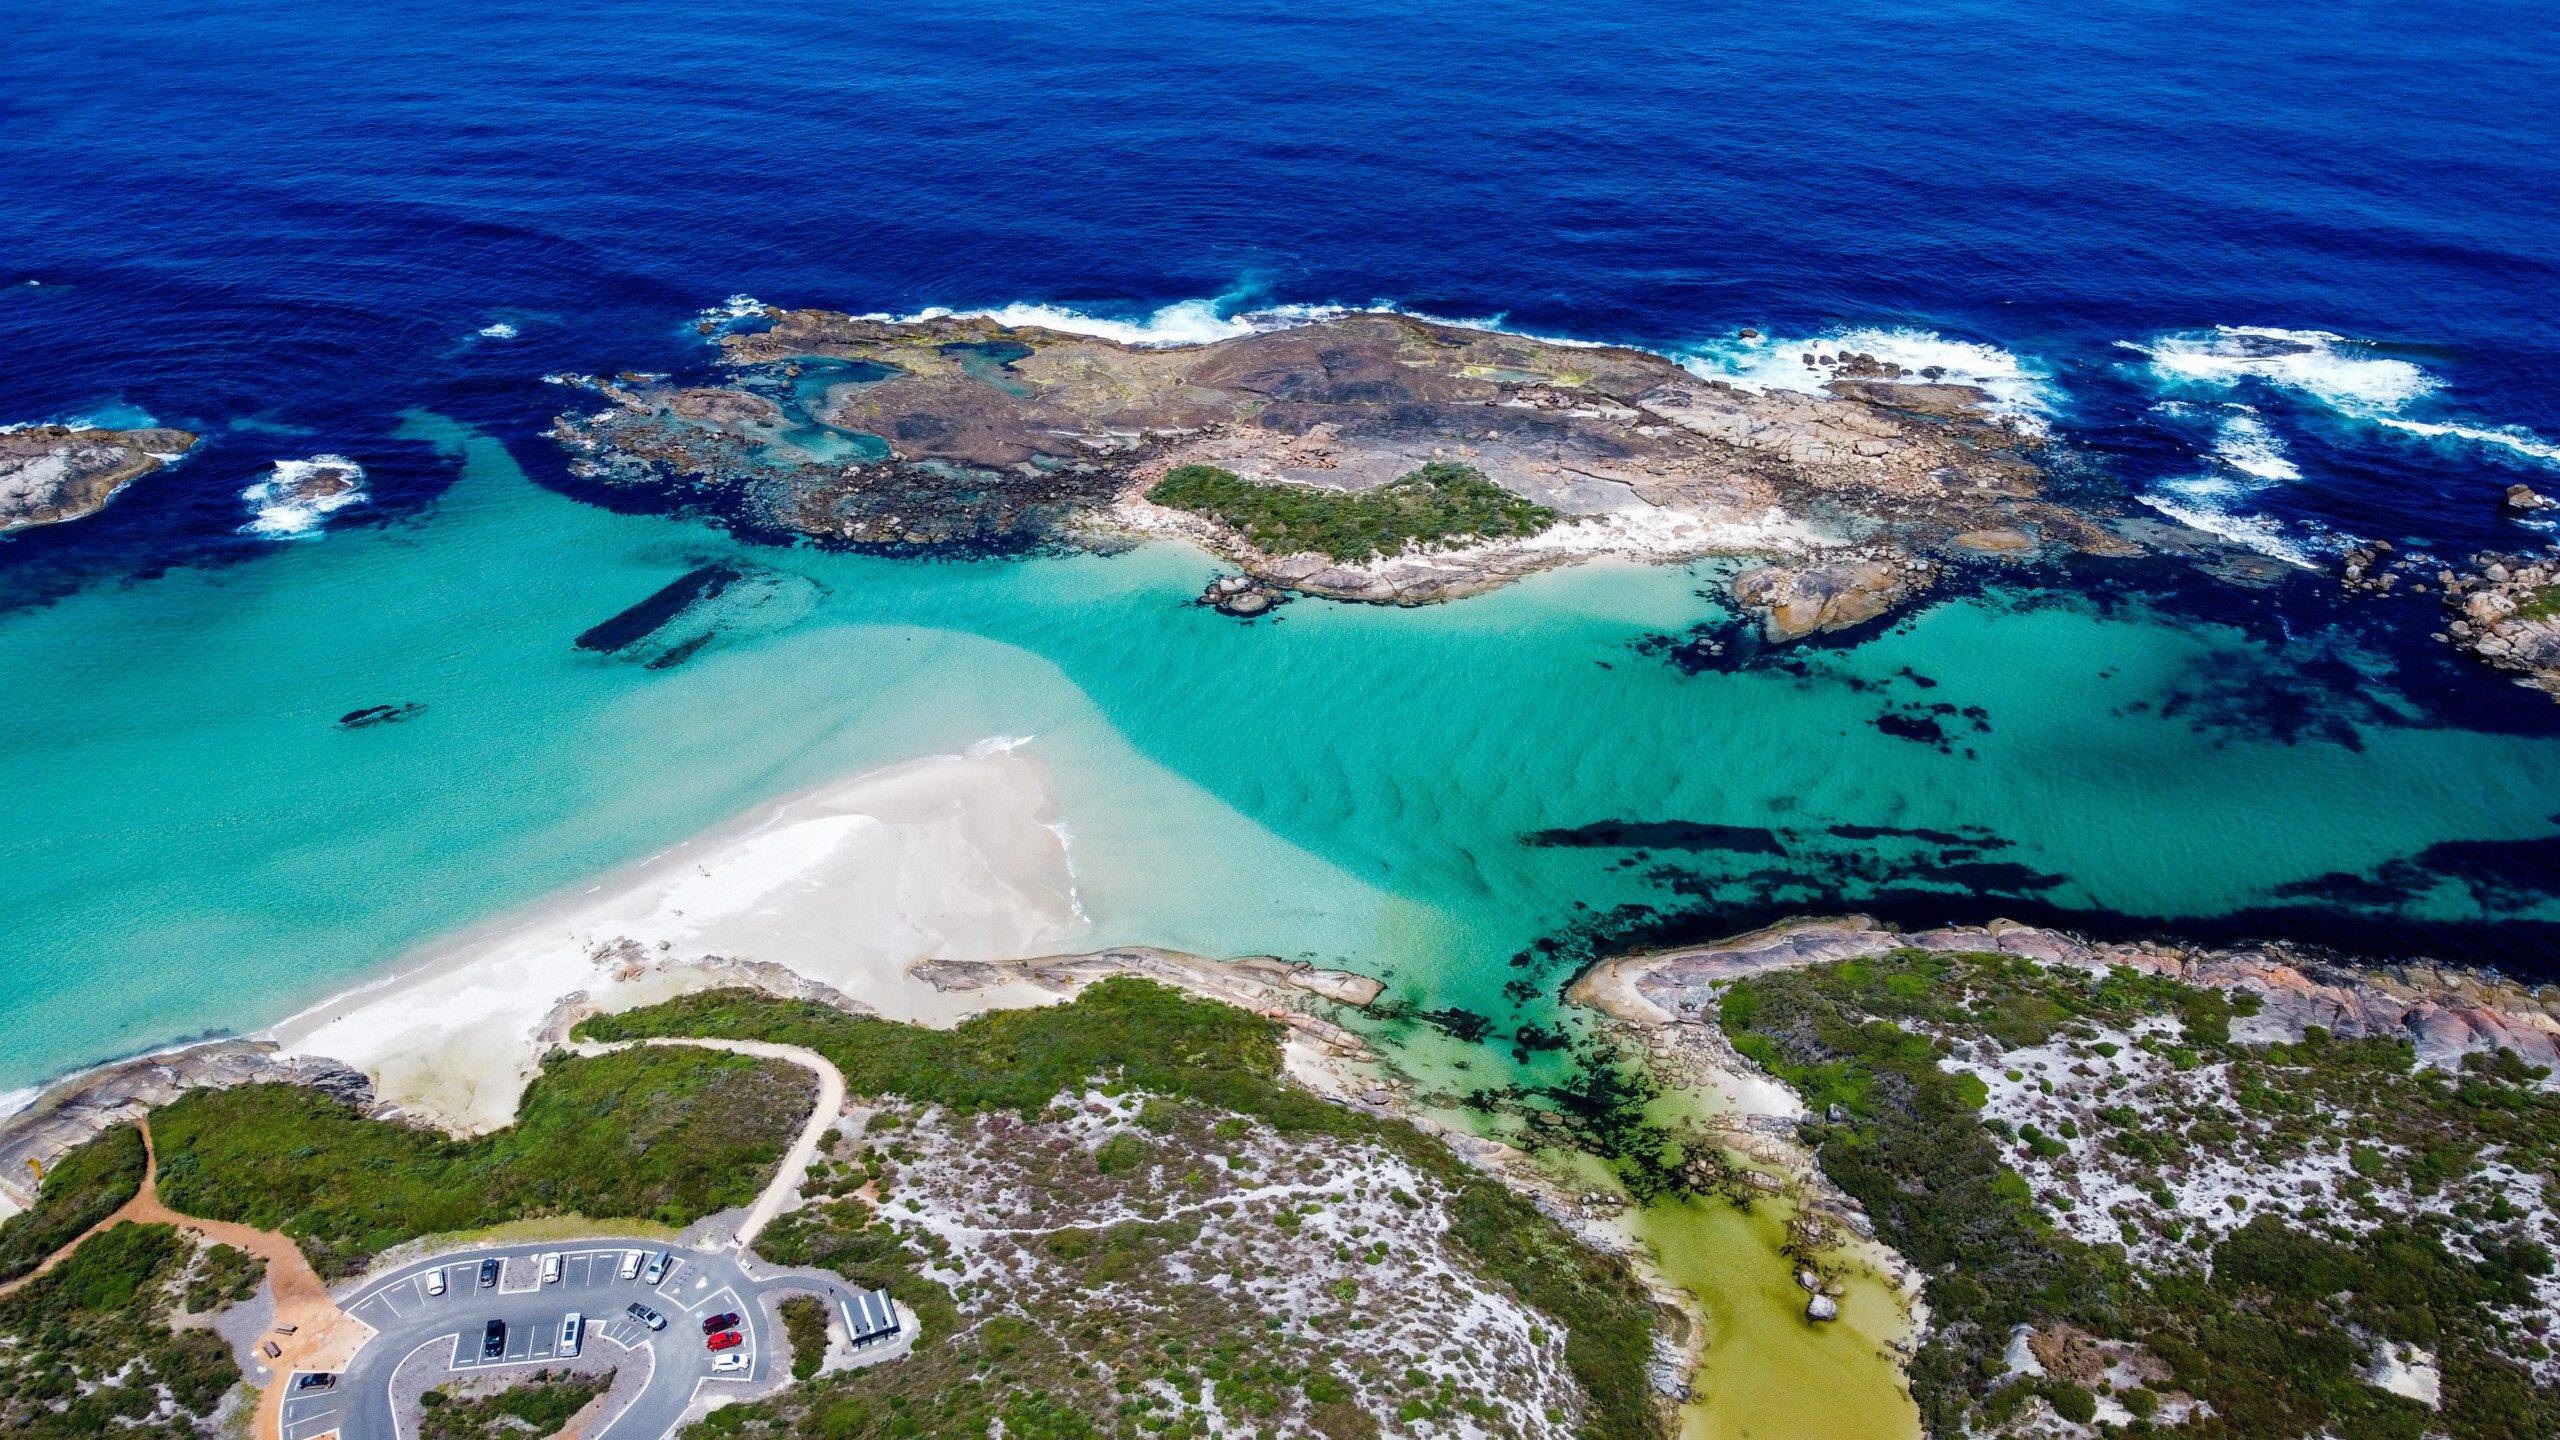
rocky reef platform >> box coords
[0,424,198,533]
[554,309,2143,631]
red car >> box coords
[706,1330,741,1352]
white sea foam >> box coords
[0,1084,38,1123]
[2372,415,2560,463]
[2132,326,2435,415]
[1679,326,2059,426]
[239,454,368,538]
[477,321,520,339]
[2138,485,2323,569]
[875,298,1351,348]
[2129,325,2560,469]
[2211,406,2301,480]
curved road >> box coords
[281,1240,881,1440]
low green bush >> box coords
[1145,462,1555,562]
[0,1123,146,1283]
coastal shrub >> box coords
[0,1121,146,1284]
[419,1368,610,1440]
[151,1046,810,1275]
[1717,946,2560,1440]
[585,979,1663,1440]
[1145,462,1556,563]
[782,1295,830,1381]
[183,1240,265,1312]
[0,1222,239,1438]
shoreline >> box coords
[1,739,1097,1199]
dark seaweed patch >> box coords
[1875,710,1948,746]
[1414,1007,1495,1043]
[1827,822,2003,847]
[1524,820,1786,854]
[2272,832,2560,913]
[337,702,424,729]
[576,564,737,652]
[643,631,715,670]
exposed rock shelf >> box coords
[555,309,2139,629]
[0,424,198,533]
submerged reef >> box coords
[555,310,2139,624]
[0,425,198,533]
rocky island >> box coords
[555,310,2136,632]
[0,424,198,533]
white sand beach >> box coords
[269,740,1087,1132]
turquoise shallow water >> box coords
[5,418,2559,1091]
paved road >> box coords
[280,1239,873,1440]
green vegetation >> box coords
[782,1295,829,1381]
[2512,583,2560,621]
[1145,462,1556,563]
[151,1046,812,1275]
[420,1368,611,1440]
[1719,947,2560,1440]
[0,1223,238,1439]
[0,1122,146,1283]
[585,979,1660,1440]
[182,1241,264,1313]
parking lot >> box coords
[276,1240,867,1440]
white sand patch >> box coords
[269,746,1088,1132]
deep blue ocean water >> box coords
[6,0,2560,1088]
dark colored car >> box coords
[482,1319,507,1358]
[627,1302,667,1331]
[295,1373,336,1392]
[707,1330,741,1352]
[478,1258,500,1288]
[701,1311,741,1334]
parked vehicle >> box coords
[541,1252,563,1284]
[559,1313,582,1357]
[619,1250,642,1280]
[626,1302,667,1331]
[701,1311,741,1334]
[706,1330,741,1352]
[711,1354,749,1373]
[641,1250,670,1286]
[482,1320,507,1358]
[478,1258,500,1288]
[425,1268,447,1296]
[295,1373,336,1392]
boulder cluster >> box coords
[2436,550,2560,699]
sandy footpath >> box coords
[268,742,1087,1132]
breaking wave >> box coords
[477,320,520,339]
[240,455,367,538]
[2209,406,2301,481]
[2127,325,2557,468]
[1679,326,2058,426]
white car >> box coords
[619,1250,642,1280]
[559,1313,582,1357]
[541,1252,562,1284]
[641,1251,670,1286]
[424,1269,447,1297]
[711,1354,749,1374]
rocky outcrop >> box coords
[0,425,197,533]
[2436,551,2560,700]
[1571,915,2560,1074]
[910,945,1383,1042]
[556,310,2133,626]
[2505,484,2553,512]
[0,1042,376,1208]
[1730,554,1937,640]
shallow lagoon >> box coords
[7,416,2560,1091]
